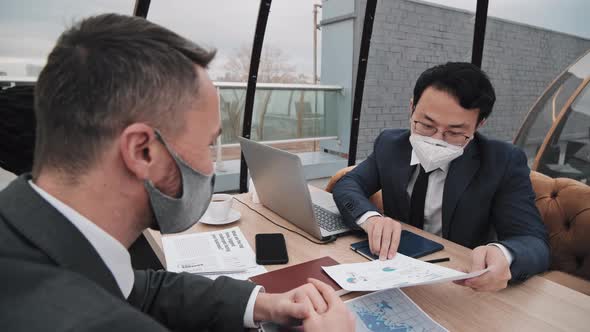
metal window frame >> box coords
[514,49,590,145]
[133,0,151,18]
[532,78,590,171]
[471,0,489,68]
[347,0,378,166]
[239,0,273,193]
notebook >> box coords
[350,230,444,260]
[250,256,348,296]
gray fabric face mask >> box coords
[145,130,215,234]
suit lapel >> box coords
[442,138,480,238]
[391,131,413,223]
[0,175,124,299]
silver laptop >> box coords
[239,137,350,240]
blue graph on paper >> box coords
[346,288,448,332]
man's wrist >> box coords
[357,211,381,230]
[360,217,375,232]
[253,292,274,323]
[487,243,514,266]
[245,286,264,328]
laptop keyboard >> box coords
[312,204,347,232]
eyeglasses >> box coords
[412,120,472,147]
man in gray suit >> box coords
[0,14,354,331]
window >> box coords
[0,0,134,79]
[515,51,590,174]
[537,80,590,183]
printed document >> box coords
[323,253,488,291]
[162,226,265,279]
[346,288,448,332]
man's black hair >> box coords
[413,62,496,122]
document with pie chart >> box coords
[322,253,488,292]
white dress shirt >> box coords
[29,180,262,328]
[356,150,514,265]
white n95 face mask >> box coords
[145,130,215,234]
[409,134,464,172]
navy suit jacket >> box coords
[333,129,550,282]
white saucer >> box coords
[199,209,241,225]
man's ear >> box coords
[477,118,487,129]
[409,98,415,114]
[119,123,157,180]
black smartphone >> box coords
[255,233,288,265]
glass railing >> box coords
[0,79,343,145]
[213,82,346,192]
[216,82,342,144]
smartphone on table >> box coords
[255,233,289,265]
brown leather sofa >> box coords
[325,167,590,295]
[530,171,590,294]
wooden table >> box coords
[144,193,590,332]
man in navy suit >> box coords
[333,62,550,292]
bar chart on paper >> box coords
[346,288,448,332]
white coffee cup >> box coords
[204,194,233,222]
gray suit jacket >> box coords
[0,175,256,331]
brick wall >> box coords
[355,0,590,159]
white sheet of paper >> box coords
[162,226,259,274]
[322,253,489,291]
[411,267,489,286]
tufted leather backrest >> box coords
[324,166,384,213]
[530,171,590,280]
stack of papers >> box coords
[162,227,266,280]
[323,253,488,291]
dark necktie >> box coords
[409,165,432,229]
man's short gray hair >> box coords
[33,13,215,178]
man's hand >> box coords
[455,245,511,292]
[253,283,328,325]
[302,279,355,332]
[360,216,402,260]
